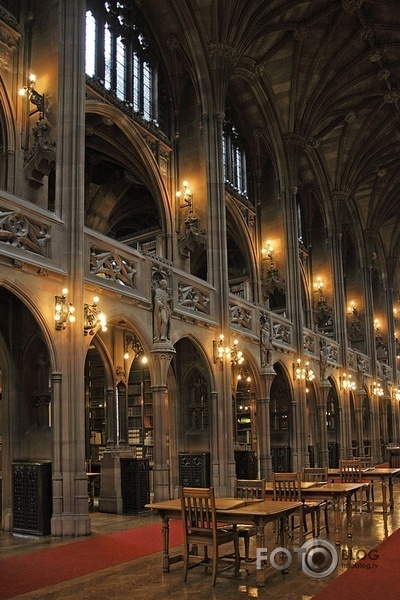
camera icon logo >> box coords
[295,538,339,579]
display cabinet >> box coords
[13,461,52,535]
[179,452,211,487]
[120,458,150,513]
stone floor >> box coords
[2,479,400,600]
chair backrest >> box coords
[354,456,373,469]
[302,467,328,482]
[235,479,266,500]
[272,472,302,501]
[339,459,363,483]
[180,486,217,539]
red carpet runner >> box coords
[312,526,400,600]
[0,520,183,600]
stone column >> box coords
[317,380,331,467]
[259,367,276,480]
[151,342,176,501]
[51,0,90,536]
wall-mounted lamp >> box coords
[213,334,244,365]
[237,366,251,382]
[19,74,45,120]
[371,381,384,397]
[373,319,381,337]
[84,296,107,336]
[340,372,356,391]
[347,301,358,316]
[293,358,315,382]
[54,288,75,330]
[313,277,324,296]
[262,240,274,262]
[393,388,400,401]
[124,333,147,364]
[177,181,193,212]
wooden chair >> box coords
[180,486,240,586]
[234,479,266,562]
[339,459,373,512]
[301,467,330,534]
[272,472,320,542]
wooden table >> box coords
[328,467,400,513]
[146,497,302,587]
[265,481,363,545]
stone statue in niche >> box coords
[260,315,273,366]
[153,278,172,341]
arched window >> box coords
[85,2,158,122]
[223,117,248,197]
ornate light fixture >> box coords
[84,296,107,336]
[393,388,400,401]
[262,240,274,262]
[313,277,324,295]
[340,372,356,391]
[371,381,384,397]
[19,74,45,119]
[374,318,381,333]
[237,366,251,382]
[123,333,147,363]
[54,288,75,330]
[213,334,244,364]
[177,181,193,212]
[347,301,358,316]
[293,358,315,381]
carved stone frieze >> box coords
[272,322,291,345]
[90,245,137,288]
[23,120,56,185]
[341,0,364,11]
[0,208,51,256]
[0,8,21,70]
[229,303,252,330]
[178,282,210,314]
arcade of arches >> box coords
[1,0,400,537]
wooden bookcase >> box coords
[128,363,153,460]
[86,351,106,465]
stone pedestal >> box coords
[98,449,134,514]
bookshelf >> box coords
[86,350,106,465]
[128,362,153,460]
[236,381,253,449]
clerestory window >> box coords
[85,1,158,123]
[223,119,248,197]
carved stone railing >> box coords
[0,207,51,256]
[270,312,293,350]
[85,228,149,303]
[0,189,64,274]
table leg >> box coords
[346,492,353,540]
[255,521,266,587]
[381,477,388,513]
[388,476,394,510]
[161,516,170,572]
[333,496,341,545]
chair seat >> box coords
[187,527,238,546]
[236,524,257,536]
